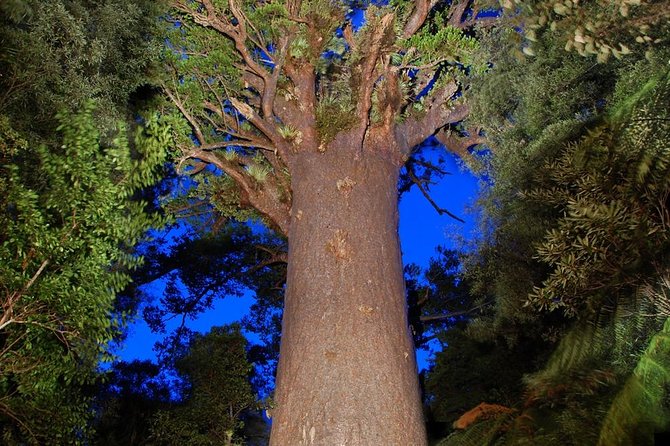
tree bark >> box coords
[271,144,427,445]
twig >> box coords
[407,166,465,222]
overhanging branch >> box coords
[407,166,465,223]
[420,300,494,323]
[435,127,486,160]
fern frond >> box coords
[597,317,670,446]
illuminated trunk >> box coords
[270,145,427,445]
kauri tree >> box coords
[161,0,493,443]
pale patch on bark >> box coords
[326,229,350,261]
[300,424,317,445]
[229,98,254,120]
[358,304,374,316]
[336,176,357,198]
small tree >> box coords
[150,324,257,446]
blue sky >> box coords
[118,147,481,371]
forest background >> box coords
[1,0,669,445]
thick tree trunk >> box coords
[270,146,427,445]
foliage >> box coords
[94,360,172,446]
[419,249,550,441]
[597,284,670,445]
[113,218,286,395]
[0,0,165,139]
[499,0,670,62]
[462,10,670,337]
[442,17,670,445]
[461,24,614,346]
[425,325,541,428]
[0,105,167,443]
[486,275,670,446]
[429,2,670,443]
[468,24,619,156]
[525,70,670,316]
[406,247,474,346]
[150,324,259,446]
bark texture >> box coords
[271,145,427,445]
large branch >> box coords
[396,81,467,155]
[200,98,291,189]
[403,0,440,38]
[281,63,318,150]
[355,13,395,139]
[223,0,272,83]
[261,35,290,121]
[435,127,486,160]
[229,98,280,144]
[186,149,290,235]
[172,0,282,136]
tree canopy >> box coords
[0,105,167,444]
[159,0,493,234]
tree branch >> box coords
[250,246,288,273]
[261,35,289,121]
[397,81,467,155]
[229,98,282,147]
[356,13,395,138]
[224,0,271,83]
[403,0,440,38]
[420,300,493,322]
[1,260,50,331]
[186,149,290,235]
[407,166,464,222]
[435,127,486,160]
[165,85,208,145]
[447,0,470,28]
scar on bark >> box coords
[301,424,316,445]
[358,304,374,316]
[326,229,350,260]
[336,176,357,198]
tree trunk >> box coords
[270,145,427,445]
